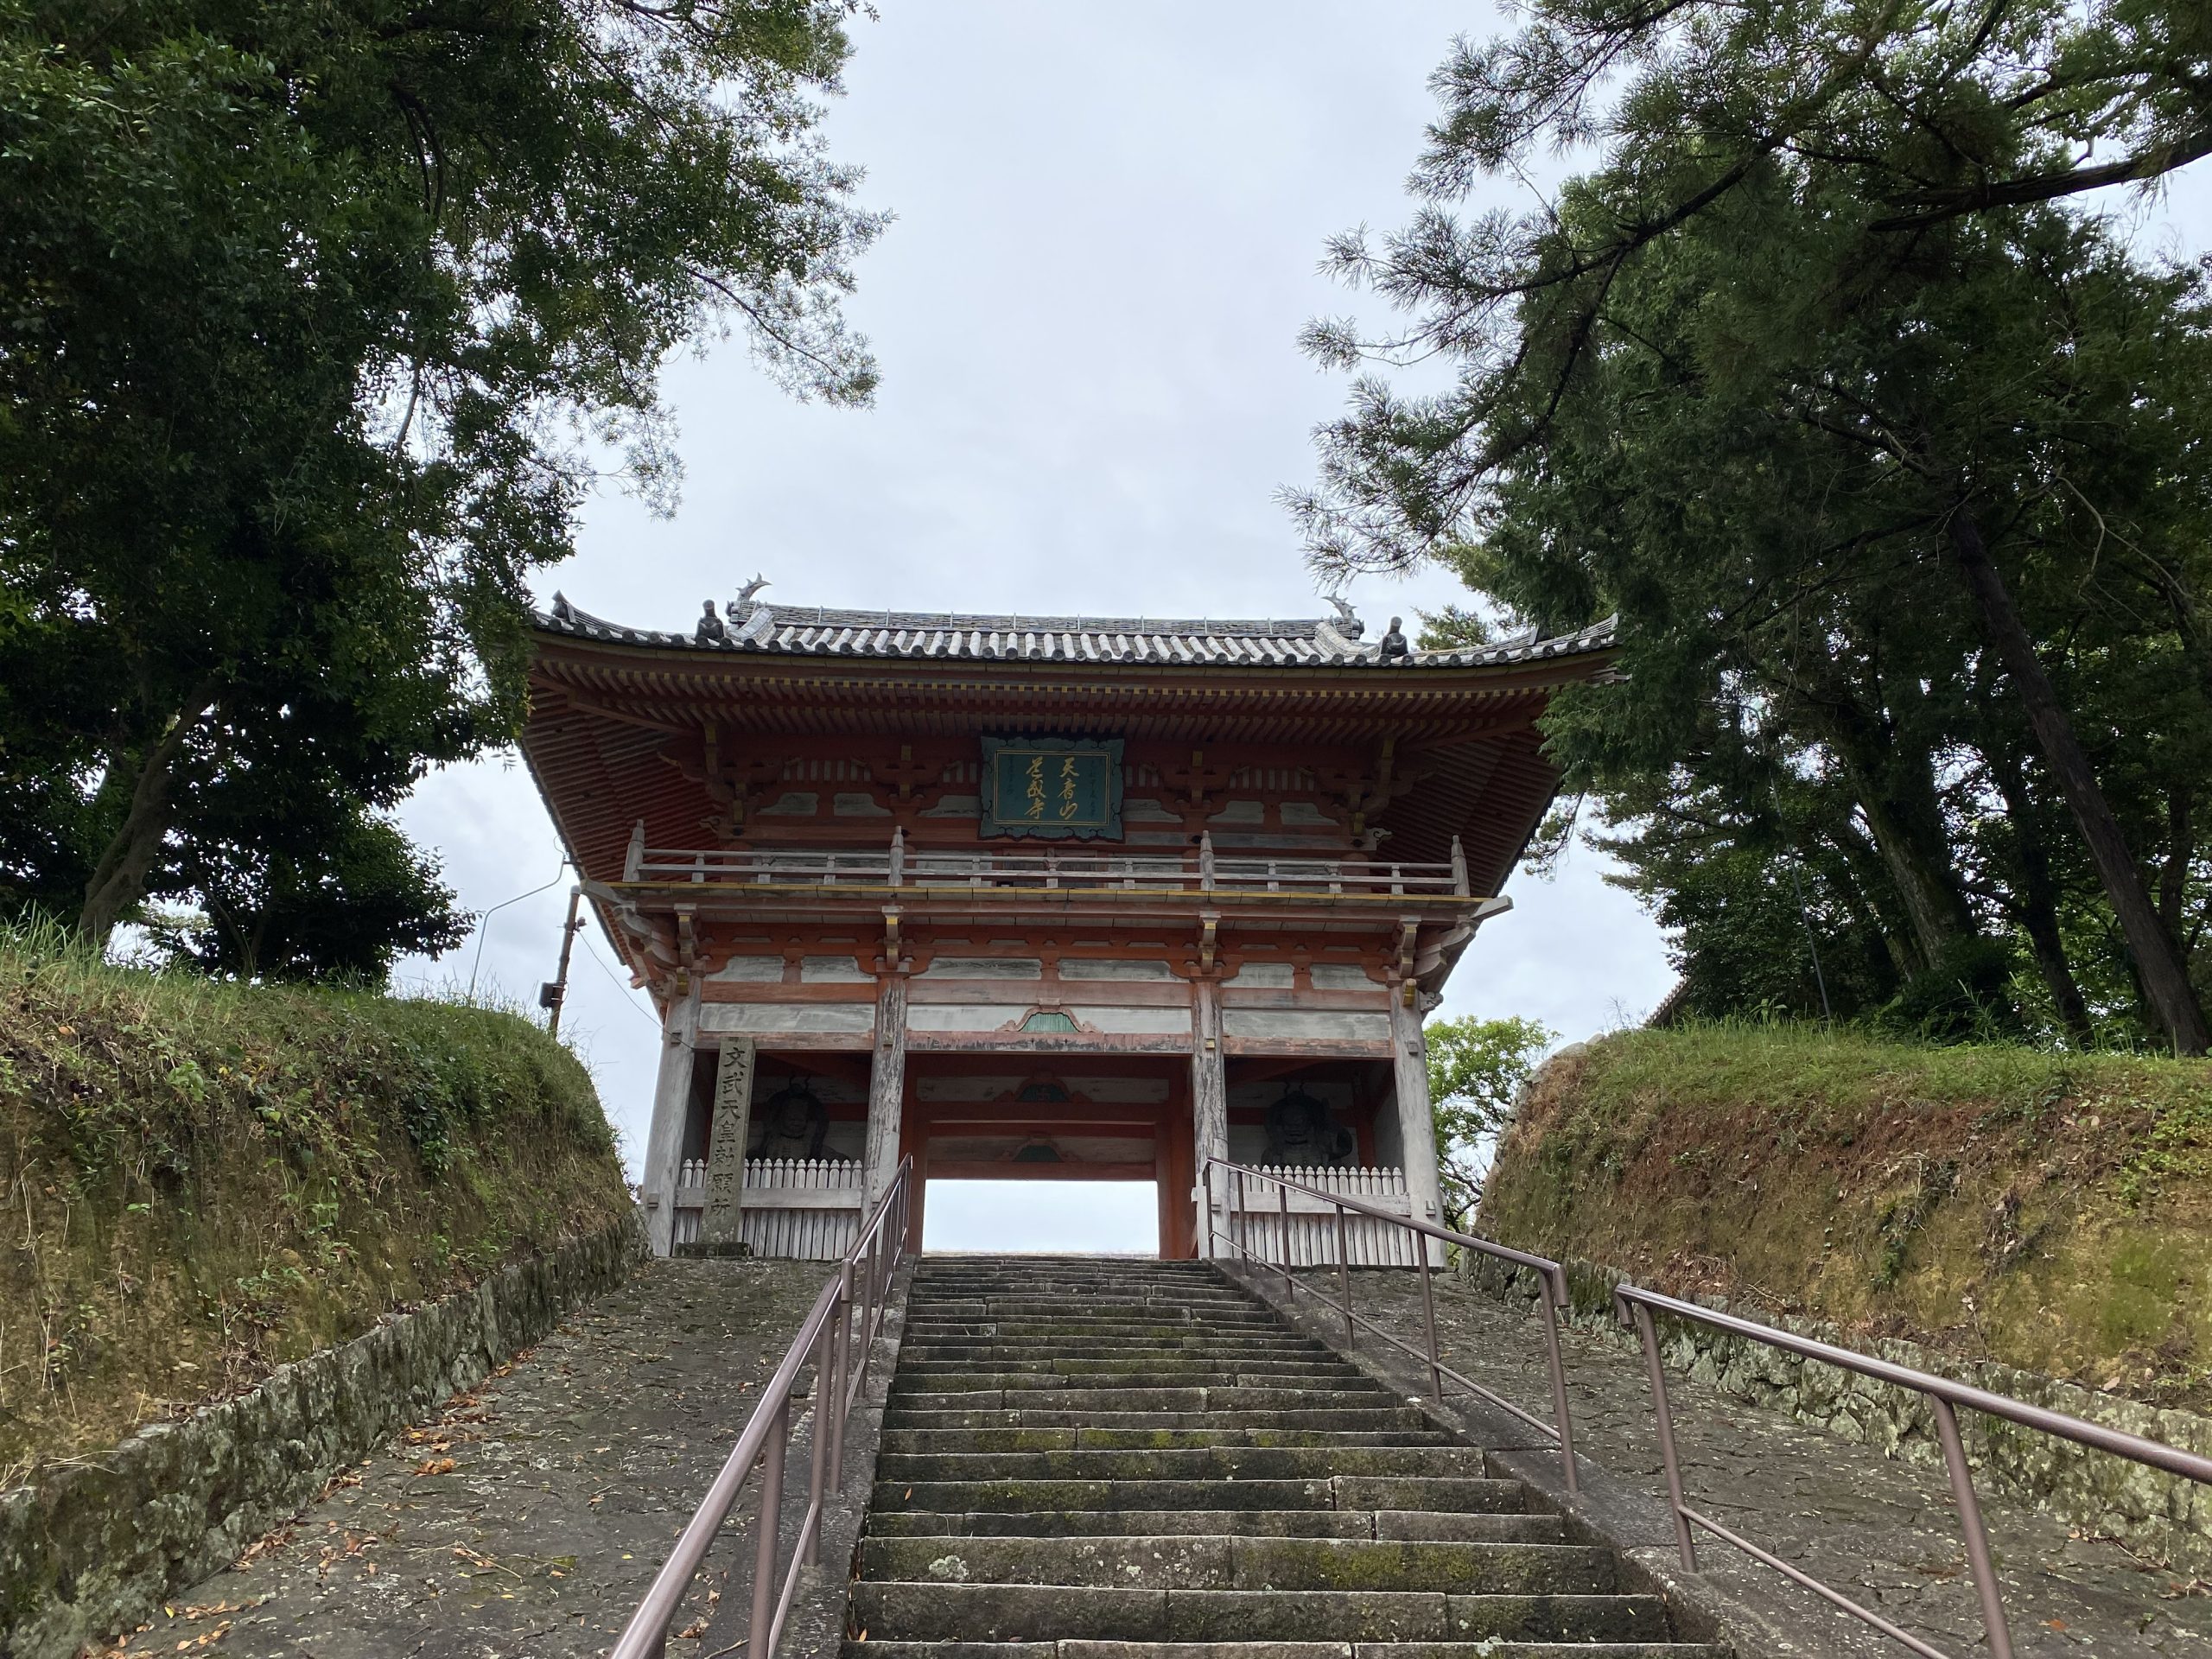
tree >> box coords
[1426,1014,1552,1230]
[0,0,880,961]
[1294,7,2212,1051]
[149,807,471,984]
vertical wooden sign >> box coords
[699,1038,756,1249]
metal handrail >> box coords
[607,1158,914,1659]
[1613,1281,2212,1659]
[1199,1157,1578,1494]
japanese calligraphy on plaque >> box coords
[698,1038,756,1249]
[979,737,1124,840]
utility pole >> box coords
[540,887,584,1037]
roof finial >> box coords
[736,573,771,607]
[1325,594,1365,639]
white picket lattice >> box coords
[1222,1165,1417,1268]
[671,1156,863,1258]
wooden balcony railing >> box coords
[620,824,1472,899]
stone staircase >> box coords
[845,1255,1719,1659]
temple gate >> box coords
[518,594,1614,1259]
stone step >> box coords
[843,1643,1718,1659]
[880,1428,1461,1454]
[859,1257,1700,1656]
[857,1535,1618,1596]
[890,1388,1398,1414]
[902,1338,1330,1360]
[845,1582,1672,1644]
[906,1274,1230,1282]
[914,1281,1261,1294]
[915,1309,1282,1318]
[906,1336,1300,1344]
[883,1408,1438,1433]
[906,1318,1292,1336]
[894,1360,1366,1382]
[864,1510,1567,1545]
[875,1447,1487,1483]
[869,1477,1526,1517]
[888,1371,1371,1395]
[900,1348,1333,1365]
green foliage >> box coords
[0,0,880,957]
[1425,1014,1551,1230]
[0,914,628,1472]
[1881,936,2025,1045]
[1293,0,2212,1052]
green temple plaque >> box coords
[980,737,1123,840]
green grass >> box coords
[1481,1022,2212,1408]
[0,925,632,1479]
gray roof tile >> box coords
[537,597,1615,670]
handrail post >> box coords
[1934,1398,2017,1659]
[625,818,645,883]
[1277,1176,1293,1291]
[1417,1236,1442,1402]
[802,1318,832,1567]
[749,1398,790,1645]
[1627,1300,1692,1567]
[860,1230,879,1380]
[829,1262,853,1486]
[1334,1202,1354,1346]
[1234,1166,1247,1261]
[1449,835,1468,896]
[1542,1268,1580,1496]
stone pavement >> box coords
[1289,1268,2212,1659]
[94,1259,830,1659]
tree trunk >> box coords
[1948,509,2209,1054]
[1827,815,1919,985]
[2161,785,2193,941]
[77,701,211,948]
[1986,744,2095,1047]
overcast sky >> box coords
[394,4,2211,1252]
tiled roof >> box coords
[538,597,1616,670]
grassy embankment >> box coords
[0,934,632,1482]
[1482,1024,2212,1409]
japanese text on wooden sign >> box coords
[979,737,1124,840]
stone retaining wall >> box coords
[1463,1249,2212,1574]
[0,1215,645,1659]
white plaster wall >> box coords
[1311,964,1380,991]
[698,1003,875,1034]
[918,957,1043,979]
[1068,1006,1192,1034]
[711,956,785,982]
[1221,1009,1392,1043]
[906,1003,1035,1031]
[1060,959,1177,981]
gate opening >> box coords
[921,1180,1160,1255]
